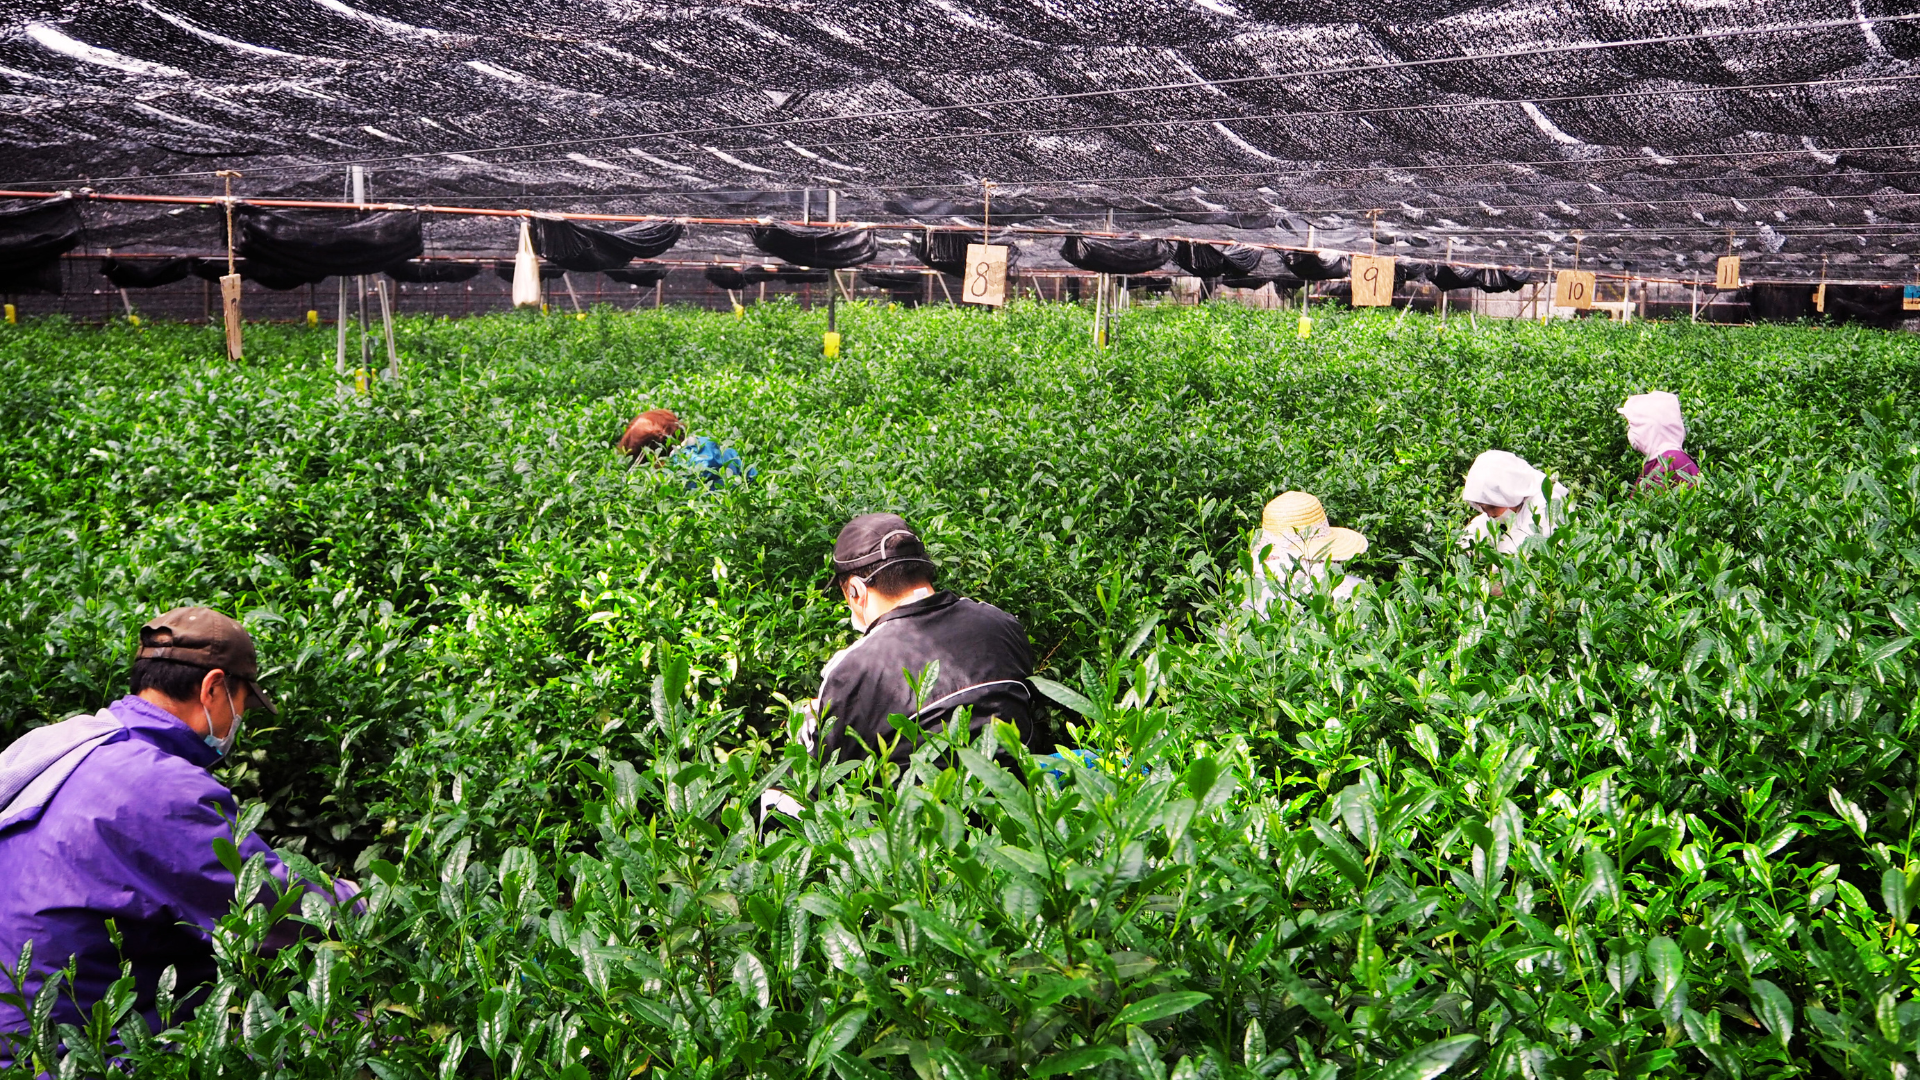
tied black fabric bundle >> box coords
[236,207,422,278]
[1426,265,1535,293]
[605,265,670,286]
[704,266,767,290]
[1060,236,1172,275]
[1283,251,1352,281]
[530,217,684,272]
[494,261,566,282]
[860,268,927,290]
[1221,274,1303,293]
[101,257,195,289]
[384,260,480,284]
[749,224,875,269]
[1171,241,1263,278]
[191,257,324,290]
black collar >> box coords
[868,590,961,631]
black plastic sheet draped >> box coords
[1221,274,1303,293]
[191,257,324,291]
[774,267,832,284]
[749,224,875,269]
[1426,265,1534,293]
[1822,285,1910,329]
[1060,236,1172,275]
[1747,284,1815,322]
[384,260,480,284]
[860,268,928,290]
[605,265,670,286]
[911,230,973,275]
[101,257,194,289]
[0,197,83,278]
[0,261,62,294]
[1283,251,1351,281]
[530,217,684,272]
[1171,241,1263,278]
[493,261,566,282]
[235,207,422,278]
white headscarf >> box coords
[1618,391,1687,460]
[1461,450,1567,554]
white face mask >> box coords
[204,687,243,758]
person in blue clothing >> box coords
[0,607,356,1070]
[618,408,754,486]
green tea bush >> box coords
[1,302,1917,1077]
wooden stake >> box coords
[217,170,243,360]
[375,277,398,380]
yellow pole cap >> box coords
[354,369,371,395]
[823,331,841,358]
[3,304,14,324]
[306,310,318,327]
[1296,315,1312,339]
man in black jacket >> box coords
[803,513,1034,764]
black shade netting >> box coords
[235,207,422,278]
[0,197,83,276]
[1748,284,1816,322]
[191,257,324,291]
[385,260,481,284]
[1171,241,1263,278]
[0,261,62,295]
[1284,251,1352,281]
[494,261,567,282]
[101,257,194,289]
[861,268,928,290]
[605,265,670,286]
[749,224,875,269]
[530,217,684,272]
[1825,286,1912,329]
[1130,277,1175,294]
[1060,236,1173,275]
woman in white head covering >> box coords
[1618,391,1699,488]
[1459,451,1568,555]
[1247,491,1369,615]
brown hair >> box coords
[618,409,684,457]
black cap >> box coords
[136,606,278,714]
[824,513,934,593]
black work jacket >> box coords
[816,591,1034,764]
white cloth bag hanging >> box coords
[512,219,542,308]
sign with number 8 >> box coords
[963,244,1009,307]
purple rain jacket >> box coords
[0,695,304,1063]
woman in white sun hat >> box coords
[1246,491,1370,615]
[1459,450,1568,555]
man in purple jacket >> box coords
[0,607,351,1069]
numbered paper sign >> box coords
[1715,256,1741,291]
[1350,254,1395,307]
[1552,270,1595,310]
[962,244,1008,307]
[1905,285,1920,312]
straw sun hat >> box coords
[1260,491,1369,561]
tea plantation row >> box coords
[1,301,1917,1078]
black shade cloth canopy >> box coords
[604,265,670,286]
[1426,265,1535,293]
[101,256,194,289]
[235,207,422,278]
[749,224,875,269]
[1171,241,1263,278]
[493,261,566,282]
[530,217,683,272]
[0,197,82,278]
[384,260,480,284]
[1060,236,1172,275]
[190,257,324,290]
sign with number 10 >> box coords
[962,244,1009,307]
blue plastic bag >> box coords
[672,436,755,488]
